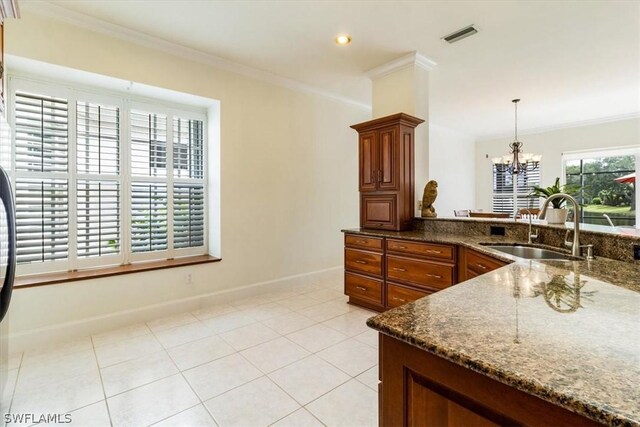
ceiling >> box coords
[30,0,640,138]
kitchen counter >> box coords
[345,228,640,426]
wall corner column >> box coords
[367,52,436,215]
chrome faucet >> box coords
[539,193,581,257]
[520,209,538,244]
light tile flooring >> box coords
[3,278,380,426]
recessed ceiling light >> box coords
[335,34,352,46]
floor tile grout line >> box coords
[161,334,223,427]
[4,352,23,419]
[145,326,221,426]
[10,281,356,426]
[146,402,206,427]
[90,335,115,427]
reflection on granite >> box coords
[367,262,640,426]
[345,226,640,426]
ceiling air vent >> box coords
[442,25,478,44]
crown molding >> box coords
[366,51,437,80]
[20,1,371,110]
[476,112,640,142]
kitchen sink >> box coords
[481,244,575,260]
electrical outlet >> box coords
[418,200,422,211]
[634,244,640,261]
[490,226,506,236]
[185,273,193,285]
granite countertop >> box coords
[344,228,640,426]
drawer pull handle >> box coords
[355,286,368,292]
[426,250,442,254]
[356,240,368,244]
[475,263,487,270]
[392,297,407,302]
[354,260,368,265]
[426,273,442,279]
[393,246,407,249]
[392,267,407,272]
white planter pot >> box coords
[545,207,568,224]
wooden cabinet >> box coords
[386,283,430,309]
[386,255,454,291]
[344,233,458,311]
[458,247,508,283]
[344,235,386,311]
[379,334,599,426]
[351,113,424,231]
[344,248,383,278]
[345,233,512,312]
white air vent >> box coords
[443,25,478,44]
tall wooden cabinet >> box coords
[351,113,424,231]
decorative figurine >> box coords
[421,180,438,218]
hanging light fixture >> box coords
[490,98,540,219]
[507,99,526,175]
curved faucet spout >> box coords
[539,193,581,257]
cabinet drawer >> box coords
[386,255,454,290]
[386,283,430,308]
[345,248,383,277]
[345,272,383,306]
[345,234,383,252]
[466,250,507,275]
[386,239,454,261]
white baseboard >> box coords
[9,266,342,353]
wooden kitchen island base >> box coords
[379,334,600,427]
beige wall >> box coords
[5,13,369,340]
[475,118,640,211]
[428,124,476,217]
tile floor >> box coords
[2,278,380,426]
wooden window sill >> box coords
[14,255,221,289]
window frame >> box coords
[491,159,542,215]
[7,75,209,276]
[561,147,640,227]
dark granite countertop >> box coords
[343,228,640,426]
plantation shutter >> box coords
[77,101,120,175]
[173,117,204,179]
[173,184,204,248]
[492,161,541,214]
[14,92,69,264]
[173,117,205,249]
[76,101,121,259]
[130,110,169,254]
[131,183,168,253]
[130,110,167,177]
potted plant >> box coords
[530,178,580,224]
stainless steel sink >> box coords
[482,245,575,260]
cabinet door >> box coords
[361,194,397,230]
[358,131,378,192]
[377,126,399,191]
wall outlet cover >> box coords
[634,244,640,261]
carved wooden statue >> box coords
[421,180,438,218]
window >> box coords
[8,78,208,274]
[492,160,541,215]
[563,149,638,227]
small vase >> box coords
[545,208,568,224]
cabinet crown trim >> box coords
[350,113,424,132]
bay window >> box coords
[8,77,208,275]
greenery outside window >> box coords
[563,149,638,227]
